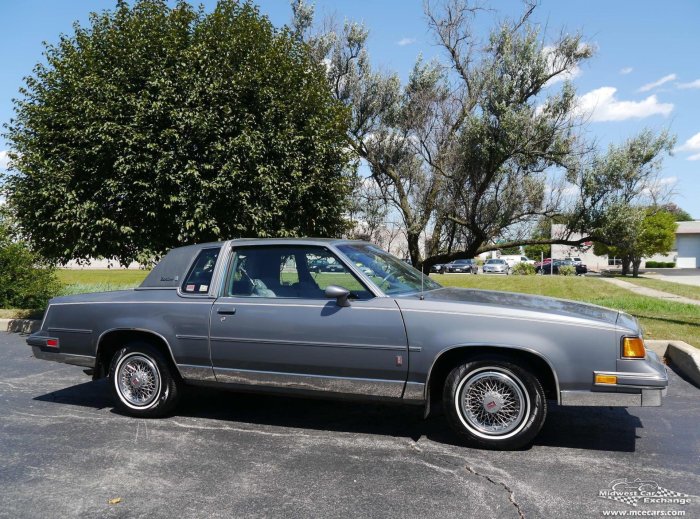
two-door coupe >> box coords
[28,239,668,449]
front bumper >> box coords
[559,350,668,407]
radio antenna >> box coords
[420,263,425,300]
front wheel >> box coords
[109,342,181,418]
[443,357,546,450]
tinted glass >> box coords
[182,247,220,293]
[226,246,372,299]
[337,243,441,296]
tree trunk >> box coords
[621,256,631,276]
[406,231,422,268]
[632,258,642,278]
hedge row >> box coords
[644,261,676,268]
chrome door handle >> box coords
[217,307,236,315]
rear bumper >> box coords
[31,346,95,368]
[559,350,668,407]
[27,331,95,368]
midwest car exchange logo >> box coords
[599,478,691,507]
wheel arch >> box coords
[425,344,560,416]
[94,328,181,380]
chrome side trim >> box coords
[218,301,397,311]
[402,381,426,402]
[95,328,182,378]
[178,363,216,382]
[50,301,214,306]
[424,344,561,404]
[47,327,93,334]
[31,347,95,368]
[593,370,668,388]
[559,389,664,407]
[209,336,406,351]
[213,367,404,398]
[402,309,618,332]
[176,334,208,341]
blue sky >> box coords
[1,0,698,216]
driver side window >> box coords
[227,246,372,300]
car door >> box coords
[208,244,409,398]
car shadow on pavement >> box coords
[34,380,642,452]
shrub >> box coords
[645,261,675,268]
[512,262,536,275]
[0,229,60,309]
[558,265,576,276]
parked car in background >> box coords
[569,257,583,266]
[536,259,588,275]
[500,255,536,267]
[308,257,344,273]
[534,258,552,269]
[482,258,510,274]
[430,263,446,274]
[444,259,479,274]
[28,238,667,450]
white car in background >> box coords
[500,255,536,268]
[482,258,510,274]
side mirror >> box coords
[325,285,351,307]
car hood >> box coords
[400,287,623,327]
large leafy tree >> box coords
[593,210,677,277]
[295,0,591,266]
[3,0,352,265]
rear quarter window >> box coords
[181,247,220,294]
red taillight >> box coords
[46,338,59,348]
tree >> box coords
[3,0,352,265]
[593,209,677,277]
[661,203,693,222]
[295,0,591,267]
[0,214,60,309]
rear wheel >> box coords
[443,356,546,450]
[109,341,181,417]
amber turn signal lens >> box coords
[595,374,617,385]
[622,337,646,358]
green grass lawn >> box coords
[433,274,700,349]
[615,275,700,301]
[56,269,149,286]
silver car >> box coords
[27,239,667,450]
[482,258,510,274]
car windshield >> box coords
[337,243,441,296]
[486,259,504,264]
[454,259,472,264]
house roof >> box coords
[676,221,700,234]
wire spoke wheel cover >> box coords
[116,354,161,408]
[456,369,530,438]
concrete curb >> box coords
[0,318,41,334]
[646,340,700,388]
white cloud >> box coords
[678,79,700,90]
[675,132,700,160]
[0,150,10,170]
[638,73,677,92]
[619,67,633,75]
[542,45,581,86]
[676,132,700,152]
[576,87,673,122]
[396,37,415,46]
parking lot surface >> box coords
[1,332,698,518]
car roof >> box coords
[228,237,368,247]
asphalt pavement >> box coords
[1,332,698,518]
